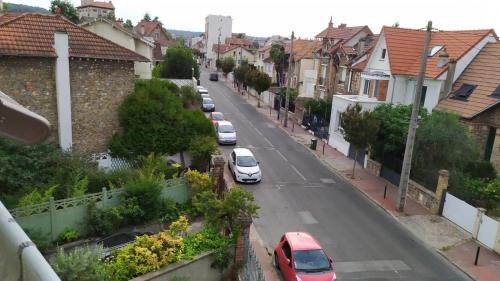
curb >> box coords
[436,249,478,281]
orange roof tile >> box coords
[292,39,322,60]
[383,26,495,79]
[225,37,252,47]
[0,13,148,61]
[316,20,371,42]
[436,42,500,119]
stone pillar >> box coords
[210,154,226,198]
[494,224,500,254]
[234,212,253,266]
[435,169,449,202]
[472,208,486,239]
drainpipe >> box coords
[439,59,456,101]
[54,30,73,151]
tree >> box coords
[143,12,151,21]
[221,57,235,76]
[251,71,271,108]
[153,16,159,22]
[270,43,285,86]
[189,136,218,171]
[412,111,479,189]
[179,85,201,109]
[340,104,380,178]
[50,0,78,23]
[108,79,182,159]
[160,46,200,79]
[123,19,133,28]
[233,63,251,92]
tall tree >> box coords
[143,12,151,21]
[160,46,200,79]
[340,104,380,178]
[251,71,271,108]
[221,57,235,76]
[123,19,133,28]
[270,43,285,86]
[49,0,78,23]
[233,63,251,92]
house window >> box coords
[429,45,444,57]
[381,49,386,60]
[452,83,476,100]
[484,127,496,161]
[420,86,427,107]
[363,80,370,95]
[335,112,343,132]
[373,80,379,98]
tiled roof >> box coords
[436,43,500,119]
[225,37,252,46]
[316,20,370,42]
[213,43,230,53]
[80,18,153,45]
[77,1,115,10]
[0,13,148,61]
[292,39,322,60]
[383,26,495,79]
[134,20,172,46]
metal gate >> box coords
[240,237,266,281]
[348,146,366,166]
[380,166,401,186]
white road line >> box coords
[263,137,274,147]
[276,150,288,162]
[291,164,307,181]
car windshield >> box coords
[212,113,224,121]
[293,249,331,272]
[236,156,257,167]
[203,99,213,104]
[218,124,235,133]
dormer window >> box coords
[429,45,444,57]
[452,83,476,100]
[381,49,386,60]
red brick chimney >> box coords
[339,23,347,28]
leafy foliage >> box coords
[87,202,123,237]
[58,228,80,243]
[211,244,233,272]
[221,57,235,76]
[233,63,252,87]
[152,63,163,78]
[250,70,271,107]
[451,178,500,216]
[182,226,235,259]
[49,0,78,23]
[188,136,218,171]
[17,186,56,207]
[143,13,151,21]
[303,97,332,120]
[51,246,109,281]
[160,46,200,79]
[270,43,285,85]
[179,85,202,109]
[185,169,213,193]
[123,19,133,28]
[412,111,479,189]
[122,177,163,223]
[25,228,52,254]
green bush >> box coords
[51,245,110,281]
[17,185,56,207]
[122,177,163,222]
[182,227,235,259]
[464,161,497,180]
[211,244,233,272]
[58,228,80,243]
[87,202,123,237]
[160,198,182,224]
[189,136,218,172]
[86,168,137,193]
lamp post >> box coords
[217,27,221,72]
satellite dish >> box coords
[0,91,51,145]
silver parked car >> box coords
[201,97,215,112]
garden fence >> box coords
[9,177,189,242]
[240,236,266,281]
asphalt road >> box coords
[200,70,471,281]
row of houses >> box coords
[242,18,500,172]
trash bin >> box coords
[310,138,317,150]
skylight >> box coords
[428,45,444,57]
[452,83,476,100]
[490,84,500,98]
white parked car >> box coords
[196,86,205,91]
[216,121,236,144]
[201,93,210,99]
[198,88,209,95]
[228,148,262,183]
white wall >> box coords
[302,69,317,98]
[365,32,391,75]
[205,15,232,61]
[345,30,370,47]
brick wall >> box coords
[0,56,135,153]
[69,59,135,153]
[0,57,58,143]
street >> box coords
[200,70,471,281]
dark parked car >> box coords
[202,97,215,112]
[209,72,219,81]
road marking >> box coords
[303,185,321,188]
[320,178,336,184]
[275,150,288,162]
[266,123,276,128]
[336,260,411,273]
[263,137,274,147]
[298,211,318,224]
[291,164,306,181]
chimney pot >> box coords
[339,23,347,28]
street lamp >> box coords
[217,27,221,72]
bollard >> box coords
[322,141,326,155]
[292,121,295,132]
[474,246,480,265]
[384,185,387,199]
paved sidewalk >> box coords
[220,77,500,281]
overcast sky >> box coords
[9,0,500,38]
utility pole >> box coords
[217,27,221,72]
[397,21,432,211]
[284,31,294,128]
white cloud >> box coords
[7,0,500,38]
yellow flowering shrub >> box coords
[184,169,213,193]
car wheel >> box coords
[273,252,279,269]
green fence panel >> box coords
[9,177,189,242]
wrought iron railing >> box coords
[240,237,266,281]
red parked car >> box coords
[208,111,225,125]
[274,232,336,281]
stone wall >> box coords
[366,158,381,176]
[0,57,58,144]
[131,249,235,281]
[69,59,135,153]
[350,71,362,94]
[0,56,135,153]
